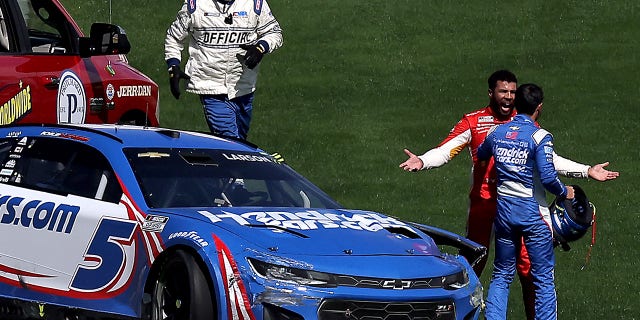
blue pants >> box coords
[200,93,254,139]
[485,197,557,320]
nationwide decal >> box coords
[198,210,410,232]
[168,231,209,247]
[0,85,32,125]
[57,70,86,124]
[116,85,152,98]
[0,195,80,234]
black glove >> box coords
[168,65,190,99]
[239,42,266,69]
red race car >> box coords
[0,0,159,126]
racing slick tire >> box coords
[145,249,215,320]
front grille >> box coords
[318,299,456,320]
[337,275,442,290]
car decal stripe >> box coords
[213,234,255,320]
[120,192,164,264]
[0,264,53,278]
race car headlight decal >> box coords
[248,258,337,287]
[470,283,484,308]
[443,269,469,290]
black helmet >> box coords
[550,185,594,251]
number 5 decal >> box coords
[70,217,137,292]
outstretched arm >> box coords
[587,162,620,181]
[399,149,424,172]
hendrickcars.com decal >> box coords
[197,210,410,232]
[0,187,162,299]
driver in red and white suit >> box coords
[399,70,619,319]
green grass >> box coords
[62,0,640,318]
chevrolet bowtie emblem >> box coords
[382,279,412,290]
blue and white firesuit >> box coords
[477,114,568,320]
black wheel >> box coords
[147,250,215,320]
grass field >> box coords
[62,1,640,318]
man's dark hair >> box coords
[488,70,517,90]
[514,83,544,115]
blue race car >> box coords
[0,124,485,320]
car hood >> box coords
[155,207,442,256]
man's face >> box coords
[489,80,517,116]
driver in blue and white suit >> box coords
[477,83,575,320]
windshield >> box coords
[124,148,342,209]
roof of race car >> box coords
[0,123,260,151]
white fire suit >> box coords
[164,0,283,99]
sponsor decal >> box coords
[106,83,115,100]
[0,85,32,125]
[57,70,86,124]
[478,116,494,123]
[141,215,169,232]
[40,131,90,142]
[116,85,152,98]
[253,0,262,14]
[5,160,15,168]
[168,231,209,247]
[495,147,529,165]
[505,131,518,140]
[0,196,80,234]
[198,210,410,232]
[232,11,248,17]
[188,0,197,13]
[6,131,21,138]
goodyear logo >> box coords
[0,195,80,234]
[0,86,31,125]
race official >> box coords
[399,70,619,319]
[164,0,283,139]
[478,83,573,320]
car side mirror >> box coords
[79,23,131,58]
